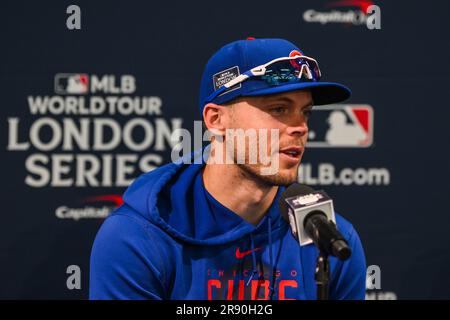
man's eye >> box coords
[303,108,313,118]
[269,106,288,115]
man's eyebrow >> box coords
[263,96,314,109]
[264,96,294,104]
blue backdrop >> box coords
[1,0,449,299]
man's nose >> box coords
[285,115,309,136]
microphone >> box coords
[279,183,351,261]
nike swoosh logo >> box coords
[235,247,261,259]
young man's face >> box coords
[225,90,313,186]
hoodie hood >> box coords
[122,150,286,246]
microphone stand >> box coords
[315,249,330,300]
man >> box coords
[89,38,366,300]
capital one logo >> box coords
[307,104,374,148]
[303,0,381,29]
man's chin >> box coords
[238,163,299,186]
[268,168,299,186]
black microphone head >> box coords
[332,240,352,261]
[279,183,316,221]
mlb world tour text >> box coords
[6,74,183,188]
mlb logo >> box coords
[307,104,374,148]
[54,73,89,94]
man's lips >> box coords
[278,146,304,164]
[279,146,303,157]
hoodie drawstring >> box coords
[268,216,275,299]
[245,216,276,300]
[246,233,259,286]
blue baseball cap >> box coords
[198,38,351,116]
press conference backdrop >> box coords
[1,0,449,299]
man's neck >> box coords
[202,163,278,225]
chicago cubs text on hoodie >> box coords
[89,153,366,300]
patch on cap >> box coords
[212,66,241,95]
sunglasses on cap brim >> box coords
[205,55,322,103]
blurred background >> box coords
[0,0,449,299]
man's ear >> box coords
[202,103,228,136]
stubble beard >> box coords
[236,161,299,187]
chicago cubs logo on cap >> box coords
[289,50,303,57]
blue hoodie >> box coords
[89,153,366,300]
